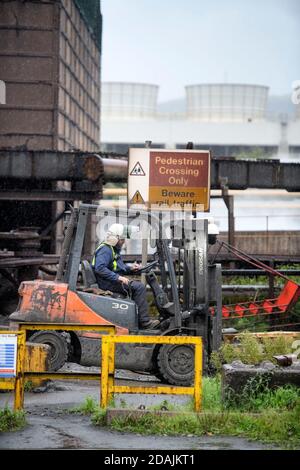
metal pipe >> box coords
[101,158,128,182]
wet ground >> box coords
[0,408,272,450]
[0,366,276,450]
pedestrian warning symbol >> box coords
[130,190,145,205]
[130,161,145,176]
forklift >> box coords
[9,204,222,385]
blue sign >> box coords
[0,334,17,378]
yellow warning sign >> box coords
[130,190,145,205]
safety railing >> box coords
[1,324,203,413]
[100,335,203,412]
[0,323,115,410]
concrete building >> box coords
[101,82,300,158]
[0,0,102,151]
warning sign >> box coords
[149,151,210,210]
[130,190,145,205]
[130,161,145,176]
[128,148,210,210]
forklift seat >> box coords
[81,260,98,288]
[81,260,127,299]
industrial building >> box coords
[101,82,300,158]
[0,0,103,306]
[0,0,102,151]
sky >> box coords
[100,0,300,102]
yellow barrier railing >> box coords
[1,324,203,413]
[0,323,115,410]
[100,335,203,412]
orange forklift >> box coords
[9,204,223,385]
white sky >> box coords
[101,0,300,102]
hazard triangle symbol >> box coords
[130,161,145,176]
[130,190,145,205]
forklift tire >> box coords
[156,344,195,386]
[29,330,68,371]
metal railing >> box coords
[101,335,203,412]
[0,323,115,410]
[1,324,203,412]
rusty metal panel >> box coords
[0,150,104,181]
[24,342,51,373]
[210,158,300,192]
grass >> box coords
[210,332,296,372]
[69,395,99,415]
[73,374,300,449]
[0,407,26,433]
[103,400,300,449]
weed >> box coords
[91,407,107,426]
[261,336,294,361]
[202,375,222,411]
[211,332,296,372]
[24,380,34,392]
[0,407,26,432]
[93,376,300,448]
[69,396,98,415]
[119,399,128,409]
[107,404,300,448]
[224,372,300,414]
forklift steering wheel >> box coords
[133,260,158,274]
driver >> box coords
[92,223,160,330]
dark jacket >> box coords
[93,243,131,290]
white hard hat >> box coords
[106,223,126,246]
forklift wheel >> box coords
[156,344,195,386]
[29,330,69,371]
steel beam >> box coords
[211,158,300,192]
[0,150,103,181]
[1,151,300,192]
[0,191,101,201]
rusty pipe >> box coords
[101,157,128,183]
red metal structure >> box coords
[211,241,300,320]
